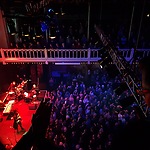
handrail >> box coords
[0,48,149,64]
[0,48,101,64]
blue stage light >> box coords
[48,9,54,13]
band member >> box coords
[31,84,39,97]
[13,110,24,133]
[8,81,16,92]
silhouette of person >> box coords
[13,110,24,133]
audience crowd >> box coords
[9,22,102,50]
[41,67,138,150]
[9,20,150,50]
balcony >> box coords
[0,48,149,65]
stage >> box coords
[0,98,37,148]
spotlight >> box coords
[98,55,111,69]
[47,8,54,18]
[48,9,53,13]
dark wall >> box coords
[0,64,30,92]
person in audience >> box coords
[36,41,42,49]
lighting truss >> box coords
[95,25,149,118]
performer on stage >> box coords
[13,110,24,133]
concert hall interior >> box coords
[0,0,150,150]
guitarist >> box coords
[13,110,24,133]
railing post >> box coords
[0,48,6,65]
[44,48,48,64]
[88,48,91,64]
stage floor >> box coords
[0,99,37,148]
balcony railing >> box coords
[0,48,149,64]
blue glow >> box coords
[48,9,54,13]
[41,22,48,32]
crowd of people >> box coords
[0,58,149,150]
[8,20,150,51]
[9,22,102,50]
[42,67,140,150]
[9,58,150,150]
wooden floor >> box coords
[0,98,37,148]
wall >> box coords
[0,9,8,48]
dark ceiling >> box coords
[0,0,150,28]
[0,0,91,17]
[1,0,150,18]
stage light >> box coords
[48,9,53,13]
[147,14,150,17]
[98,47,111,68]
[47,8,54,18]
